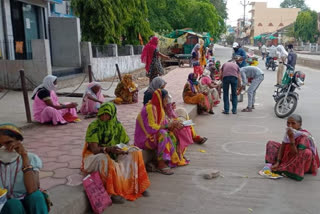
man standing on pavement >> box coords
[232,42,247,68]
[287,44,297,69]
[276,44,288,86]
[220,61,241,114]
[240,66,264,112]
[261,44,267,60]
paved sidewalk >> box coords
[1,67,202,213]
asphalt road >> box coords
[102,45,320,214]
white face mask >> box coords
[0,147,19,163]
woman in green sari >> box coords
[81,102,150,203]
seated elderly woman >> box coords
[165,95,207,147]
[114,74,138,105]
[81,102,150,204]
[183,73,213,115]
[200,69,220,107]
[80,82,104,116]
[32,75,78,125]
[265,114,320,181]
[143,77,167,105]
[0,123,49,214]
[135,89,189,175]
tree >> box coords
[280,0,309,11]
[210,0,228,20]
[71,0,152,45]
[147,0,226,39]
[294,10,319,43]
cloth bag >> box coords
[83,171,112,214]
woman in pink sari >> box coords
[32,75,78,125]
[265,114,320,181]
[80,82,104,116]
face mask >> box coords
[0,147,19,163]
[233,48,239,52]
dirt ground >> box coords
[101,66,178,90]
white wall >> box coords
[91,55,144,80]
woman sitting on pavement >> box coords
[81,102,150,203]
[80,82,104,117]
[183,73,213,115]
[0,123,49,214]
[143,77,167,105]
[265,114,320,181]
[32,75,79,125]
[114,74,138,105]
[200,69,220,107]
[165,94,207,146]
[135,89,189,175]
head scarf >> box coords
[141,36,159,72]
[84,82,103,101]
[0,123,23,163]
[165,94,178,119]
[203,69,211,77]
[147,77,167,93]
[148,89,167,124]
[188,73,198,93]
[191,44,200,55]
[277,45,288,57]
[86,102,129,147]
[122,74,136,91]
[32,75,57,99]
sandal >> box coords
[156,167,174,175]
[195,137,207,145]
[241,108,252,112]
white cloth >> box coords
[277,45,288,58]
[32,75,57,98]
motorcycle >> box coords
[273,64,305,118]
[265,54,278,71]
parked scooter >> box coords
[273,64,305,118]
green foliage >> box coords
[147,0,226,40]
[71,0,152,45]
[280,0,309,11]
[226,34,235,45]
[294,10,319,42]
[210,0,228,20]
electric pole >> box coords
[240,1,250,35]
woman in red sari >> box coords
[265,114,320,181]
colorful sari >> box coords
[183,73,210,112]
[141,37,164,82]
[81,102,150,200]
[114,74,138,105]
[265,129,320,181]
[200,70,220,106]
[134,89,189,167]
[80,82,104,115]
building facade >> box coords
[249,2,300,40]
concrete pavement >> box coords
[2,45,320,214]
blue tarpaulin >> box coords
[48,0,63,4]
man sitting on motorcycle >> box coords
[265,44,277,67]
[232,42,247,68]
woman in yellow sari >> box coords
[199,39,207,68]
[81,102,150,204]
[114,74,138,104]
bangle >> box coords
[22,165,33,173]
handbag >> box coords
[83,171,112,214]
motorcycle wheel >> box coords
[266,65,269,70]
[274,94,297,118]
[272,63,276,71]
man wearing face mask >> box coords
[232,42,247,68]
[0,123,49,214]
